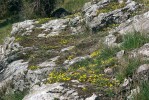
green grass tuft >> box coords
[135,81,149,100]
[121,32,149,50]
[1,91,26,100]
[0,24,12,44]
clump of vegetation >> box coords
[116,58,141,82]
[121,32,149,50]
[48,67,119,88]
[135,81,149,100]
[134,0,149,7]
[28,65,39,70]
[0,24,12,44]
[37,18,51,24]
[48,47,120,96]
[96,1,125,15]
[1,91,27,100]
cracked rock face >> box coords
[23,83,82,100]
[130,43,149,59]
[137,64,149,74]
[110,11,149,35]
[11,20,35,35]
[83,0,139,32]
[0,60,28,91]
[23,83,99,100]
[40,19,69,35]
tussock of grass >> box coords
[121,32,149,50]
[135,81,149,100]
[116,58,141,82]
[0,24,12,44]
[1,91,27,100]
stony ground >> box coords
[0,0,149,100]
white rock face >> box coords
[127,87,140,100]
[40,19,69,35]
[0,45,4,60]
[111,11,149,34]
[37,34,46,38]
[104,34,117,46]
[3,60,28,79]
[116,50,125,59]
[83,0,139,31]
[0,60,28,91]
[137,64,149,73]
[11,20,35,35]
[61,46,75,52]
[23,83,82,100]
[130,43,149,58]
[38,56,60,67]
[121,78,132,87]
[64,55,90,67]
[85,94,98,100]
[118,0,124,4]
[3,37,22,55]
[138,43,149,57]
[104,67,113,75]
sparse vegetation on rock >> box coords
[1,0,149,100]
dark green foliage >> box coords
[24,0,56,17]
[0,0,22,19]
[0,0,57,19]
[7,0,22,14]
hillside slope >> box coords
[0,0,149,100]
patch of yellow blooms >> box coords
[48,48,120,90]
[48,68,120,88]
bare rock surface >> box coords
[83,0,139,32]
[11,20,35,35]
[110,11,149,34]
[23,83,82,100]
[137,64,149,74]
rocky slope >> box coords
[0,0,149,100]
